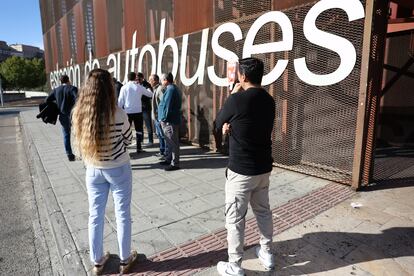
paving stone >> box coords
[202,191,225,208]
[131,229,173,257]
[48,176,82,188]
[188,184,220,196]
[176,197,215,216]
[160,218,208,246]
[131,214,158,234]
[146,204,187,227]
[131,184,157,201]
[135,195,170,213]
[57,191,89,217]
[162,188,197,204]
[53,180,85,196]
[174,176,203,187]
[344,244,410,276]
[193,208,224,232]
[149,181,180,194]
[142,175,168,185]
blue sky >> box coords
[0,0,44,49]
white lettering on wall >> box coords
[138,44,157,75]
[49,0,366,89]
[293,0,365,86]
[130,31,139,72]
[243,11,293,86]
[207,22,243,86]
[180,28,209,86]
[157,18,179,79]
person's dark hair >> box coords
[127,72,136,81]
[137,72,144,79]
[150,74,159,83]
[60,75,70,84]
[165,72,174,83]
[238,57,264,85]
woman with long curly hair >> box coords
[72,68,137,275]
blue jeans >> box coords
[59,114,73,156]
[142,110,153,144]
[154,120,166,154]
[85,163,132,263]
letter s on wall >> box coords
[293,0,365,86]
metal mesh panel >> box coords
[145,0,174,43]
[83,0,95,56]
[68,11,77,59]
[55,21,64,66]
[214,0,271,24]
[213,1,365,184]
[374,32,414,184]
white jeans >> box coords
[225,169,273,263]
[86,162,132,263]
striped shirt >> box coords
[85,107,132,169]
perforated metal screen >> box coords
[40,0,376,185]
[213,0,365,184]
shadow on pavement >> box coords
[101,227,414,275]
[362,177,414,191]
[244,227,414,275]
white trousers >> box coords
[225,169,273,263]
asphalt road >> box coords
[0,110,58,275]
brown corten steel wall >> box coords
[60,15,71,65]
[73,2,85,64]
[39,0,387,187]
[43,34,51,72]
[273,0,317,10]
[92,0,109,58]
[173,0,213,36]
[49,25,59,71]
[123,0,147,48]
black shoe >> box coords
[165,165,180,171]
[159,161,170,166]
[68,154,76,162]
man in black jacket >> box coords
[215,58,275,275]
[46,75,78,161]
[137,72,154,147]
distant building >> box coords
[9,44,44,59]
[0,41,22,62]
[0,41,44,62]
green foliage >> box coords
[0,56,46,90]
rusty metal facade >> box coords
[39,0,389,186]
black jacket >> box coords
[37,101,59,124]
[141,80,152,112]
[215,87,275,175]
[46,84,78,115]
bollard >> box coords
[0,78,3,107]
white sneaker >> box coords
[217,261,245,276]
[255,246,275,270]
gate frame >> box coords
[352,0,390,189]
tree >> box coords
[0,56,46,90]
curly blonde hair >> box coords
[72,69,117,163]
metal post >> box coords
[352,0,389,190]
[0,78,3,107]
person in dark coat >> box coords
[137,72,154,147]
[46,75,78,161]
[113,77,123,101]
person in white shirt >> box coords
[118,72,153,153]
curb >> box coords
[19,112,87,276]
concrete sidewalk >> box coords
[199,183,414,275]
[20,108,414,275]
